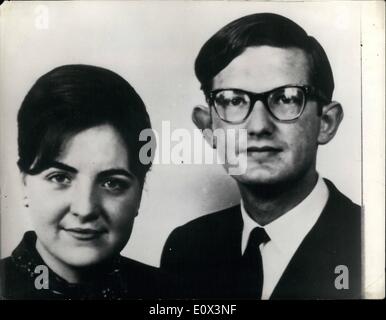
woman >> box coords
[0,64,162,299]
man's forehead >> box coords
[212,46,312,92]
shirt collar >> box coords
[241,175,329,254]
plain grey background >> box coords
[0,1,361,267]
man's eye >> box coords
[278,95,300,105]
[216,96,245,107]
[47,173,71,185]
[230,97,245,106]
[101,179,129,192]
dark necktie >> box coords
[240,226,270,298]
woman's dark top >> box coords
[0,231,170,300]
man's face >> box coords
[211,46,322,186]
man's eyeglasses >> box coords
[207,85,329,124]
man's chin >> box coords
[230,166,283,185]
[234,175,282,187]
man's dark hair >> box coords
[195,13,334,102]
[17,64,154,181]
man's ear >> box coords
[192,105,216,148]
[317,101,344,145]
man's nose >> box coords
[70,180,100,221]
[245,100,275,136]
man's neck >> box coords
[238,171,319,226]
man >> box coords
[161,13,362,299]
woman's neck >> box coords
[35,240,85,284]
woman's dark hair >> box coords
[195,13,334,102]
[17,64,154,181]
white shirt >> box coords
[240,176,329,299]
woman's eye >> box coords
[101,179,129,192]
[47,173,71,185]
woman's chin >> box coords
[57,247,114,268]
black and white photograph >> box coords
[0,0,384,303]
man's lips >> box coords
[246,146,282,153]
[62,227,107,240]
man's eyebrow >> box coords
[98,169,135,179]
[48,161,78,173]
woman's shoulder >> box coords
[0,233,63,300]
[0,256,16,288]
[0,256,48,300]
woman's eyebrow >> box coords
[48,161,78,173]
[46,163,134,179]
[98,169,134,179]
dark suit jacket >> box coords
[161,179,362,299]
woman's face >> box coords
[23,124,143,274]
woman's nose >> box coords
[70,180,100,220]
[245,100,275,135]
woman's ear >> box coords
[317,101,344,145]
[192,105,216,148]
[20,173,29,208]
[20,172,27,186]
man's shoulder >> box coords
[170,205,241,238]
[161,205,243,283]
[276,179,363,299]
[119,256,157,272]
[323,178,361,223]
[162,205,242,265]
[118,256,179,298]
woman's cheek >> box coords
[29,189,70,225]
[106,195,138,220]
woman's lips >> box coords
[63,227,106,240]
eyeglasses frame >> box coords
[207,85,330,124]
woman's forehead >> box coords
[57,124,130,172]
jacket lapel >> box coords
[270,179,360,299]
